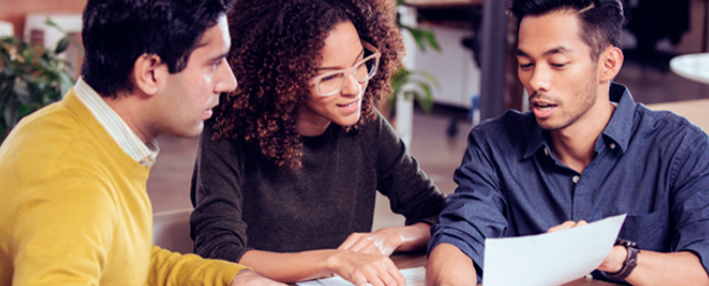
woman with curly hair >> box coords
[189,0,445,284]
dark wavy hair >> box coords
[509,0,624,61]
[81,0,233,98]
[212,0,404,169]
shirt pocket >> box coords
[618,211,670,252]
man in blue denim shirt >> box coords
[426,0,709,285]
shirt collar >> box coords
[523,82,635,159]
[72,77,159,167]
[523,119,547,159]
[598,83,635,153]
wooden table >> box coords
[388,252,621,286]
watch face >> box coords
[616,238,639,249]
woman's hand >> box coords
[337,229,402,256]
[326,250,406,286]
[338,223,432,256]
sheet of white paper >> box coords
[482,214,626,286]
[296,266,425,286]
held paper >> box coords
[482,214,626,286]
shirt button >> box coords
[610,143,616,150]
[544,148,549,156]
[572,175,580,183]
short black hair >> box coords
[509,0,624,61]
[81,0,233,98]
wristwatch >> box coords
[607,238,640,280]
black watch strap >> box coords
[607,238,640,280]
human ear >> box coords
[131,54,167,97]
[598,46,624,82]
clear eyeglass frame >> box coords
[311,41,381,97]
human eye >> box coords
[550,62,568,68]
[519,62,534,70]
[321,74,338,82]
[320,72,344,82]
[210,58,223,70]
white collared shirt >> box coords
[73,77,159,167]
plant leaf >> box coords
[0,31,70,143]
[58,70,74,95]
[413,79,434,112]
[415,70,441,89]
[400,25,427,52]
[44,17,65,33]
[13,81,33,105]
[55,37,70,54]
[3,94,18,128]
[422,30,441,52]
[0,77,13,107]
[0,125,7,142]
[399,24,442,53]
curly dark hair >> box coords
[212,0,404,169]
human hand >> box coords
[597,245,627,273]
[546,220,588,233]
[546,221,627,273]
[338,229,402,256]
[229,269,287,286]
[327,249,406,286]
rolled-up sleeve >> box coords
[670,129,709,276]
[429,127,509,279]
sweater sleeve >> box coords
[147,245,249,286]
[372,111,446,226]
[9,173,118,286]
[190,123,253,263]
[9,163,249,286]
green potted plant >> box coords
[385,0,441,119]
[0,18,78,143]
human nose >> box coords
[215,62,238,93]
[528,65,551,93]
[340,71,362,98]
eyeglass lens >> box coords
[318,56,378,95]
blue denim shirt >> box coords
[429,83,709,283]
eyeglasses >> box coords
[311,41,381,96]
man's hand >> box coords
[546,220,587,233]
[338,229,402,256]
[230,269,287,286]
[327,249,406,286]
[597,245,627,273]
[546,220,627,273]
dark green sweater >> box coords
[190,112,445,263]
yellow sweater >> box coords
[0,89,248,285]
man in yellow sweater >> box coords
[0,0,284,285]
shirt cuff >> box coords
[405,215,437,226]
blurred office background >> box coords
[2,0,708,230]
